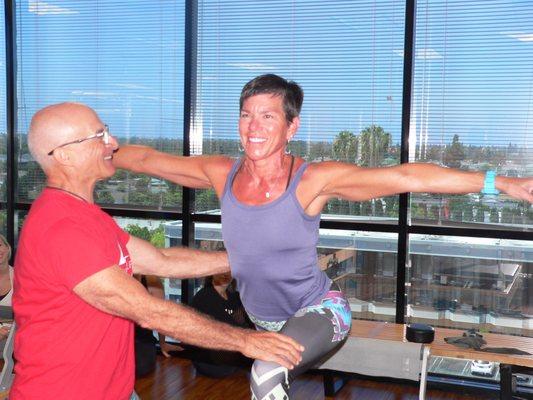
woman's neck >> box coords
[242,153,289,179]
[0,262,10,274]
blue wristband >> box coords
[481,171,499,195]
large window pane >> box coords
[182,223,399,323]
[411,1,532,229]
[407,234,532,337]
[195,0,405,218]
[0,1,6,236]
[329,230,398,322]
[168,222,224,300]
[15,1,185,210]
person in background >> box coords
[188,272,254,378]
[0,235,13,307]
[133,274,183,378]
[12,102,303,400]
[140,274,183,357]
[113,74,533,399]
[0,234,13,348]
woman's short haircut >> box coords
[240,74,304,123]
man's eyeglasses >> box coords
[47,125,110,156]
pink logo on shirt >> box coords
[117,243,133,275]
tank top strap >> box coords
[286,162,309,193]
[221,158,242,199]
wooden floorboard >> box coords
[135,355,495,399]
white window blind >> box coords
[15,0,185,208]
[411,0,532,228]
[196,0,405,149]
[195,0,406,214]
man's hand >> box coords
[241,331,304,370]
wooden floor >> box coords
[135,355,495,400]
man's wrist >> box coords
[481,171,499,195]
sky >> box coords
[1,0,532,151]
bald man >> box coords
[12,103,303,400]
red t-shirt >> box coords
[12,188,135,400]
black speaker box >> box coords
[406,323,435,343]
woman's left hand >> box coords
[497,176,533,203]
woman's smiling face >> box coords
[239,93,299,162]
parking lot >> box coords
[428,356,532,387]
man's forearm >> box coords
[75,266,303,369]
[153,247,229,278]
[139,298,245,353]
[127,236,229,278]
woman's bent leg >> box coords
[250,288,351,400]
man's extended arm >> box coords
[74,265,303,369]
[127,235,229,278]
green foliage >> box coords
[500,207,513,224]
[307,141,332,161]
[361,201,372,216]
[18,161,46,200]
[195,189,218,212]
[474,206,487,222]
[463,204,474,222]
[386,196,399,218]
[339,200,350,214]
[332,131,357,162]
[349,201,361,215]
[163,190,183,208]
[443,134,465,169]
[358,125,392,167]
[429,204,440,219]
[448,196,472,222]
[331,124,392,166]
[125,224,151,241]
[129,191,159,205]
[96,190,115,205]
[125,223,165,247]
[150,225,166,248]
[374,199,385,217]
[328,198,340,214]
[489,208,499,223]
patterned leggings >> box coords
[249,285,352,400]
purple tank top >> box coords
[221,159,331,321]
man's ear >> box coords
[52,147,73,166]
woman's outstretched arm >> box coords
[113,144,232,191]
[302,162,532,212]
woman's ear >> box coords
[287,116,300,139]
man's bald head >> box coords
[28,102,101,171]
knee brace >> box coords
[250,361,289,400]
